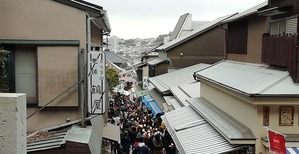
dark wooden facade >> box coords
[260,0,299,82]
[28,147,66,154]
[262,33,299,82]
[165,26,225,69]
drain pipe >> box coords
[83,16,97,127]
[220,23,228,60]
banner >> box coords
[267,128,286,154]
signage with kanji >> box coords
[87,51,106,114]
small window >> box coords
[227,19,248,54]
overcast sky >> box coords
[87,0,266,39]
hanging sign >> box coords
[267,128,286,154]
[87,51,106,114]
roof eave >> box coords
[53,0,102,14]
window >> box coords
[15,46,37,104]
[270,16,297,34]
[227,19,248,54]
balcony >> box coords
[262,33,299,82]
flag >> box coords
[267,128,286,154]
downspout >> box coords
[220,23,228,60]
[82,16,97,127]
[84,16,96,127]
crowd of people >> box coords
[108,93,176,154]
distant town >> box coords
[106,34,170,62]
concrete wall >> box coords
[0,0,87,48]
[0,93,26,154]
[226,16,269,63]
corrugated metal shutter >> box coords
[286,17,297,33]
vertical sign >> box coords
[267,128,286,154]
[88,51,106,114]
[263,106,269,126]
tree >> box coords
[0,49,10,92]
[106,66,120,90]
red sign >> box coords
[268,129,286,154]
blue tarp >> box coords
[142,95,163,118]
[142,95,153,107]
[149,101,163,118]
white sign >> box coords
[87,51,106,114]
[142,76,148,89]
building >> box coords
[161,1,299,153]
[0,0,111,132]
[108,35,119,52]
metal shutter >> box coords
[286,17,297,33]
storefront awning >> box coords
[163,96,182,111]
[287,147,299,154]
[147,87,165,110]
[188,97,256,144]
[161,106,247,154]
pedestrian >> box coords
[132,138,150,154]
[152,134,163,154]
[121,131,131,154]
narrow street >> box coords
[104,81,175,154]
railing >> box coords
[262,33,299,82]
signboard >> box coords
[267,128,286,154]
[87,51,106,114]
[142,76,148,89]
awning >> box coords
[103,123,121,143]
[147,57,168,65]
[161,106,247,154]
[163,96,182,111]
[188,97,256,144]
[286,147,299,154]
[147,87,166,110]
[258,6,291,16]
